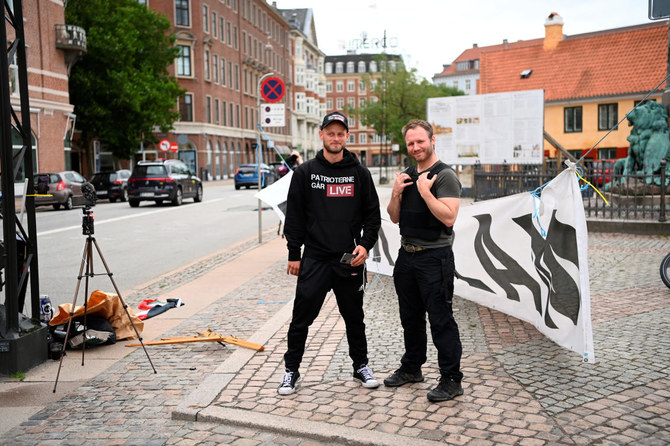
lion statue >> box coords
[624,100,669,186]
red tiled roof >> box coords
[479,22,668,101]
[433,39,541,78]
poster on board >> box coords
[427,89,544,165]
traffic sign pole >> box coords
[256,72,275,244]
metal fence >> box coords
[472,162,668,222]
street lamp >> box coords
[256,70,274,243]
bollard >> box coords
[660,159,667,223]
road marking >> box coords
[37,198,225,236]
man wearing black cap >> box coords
[278,111,381,395]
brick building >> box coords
[7,0,84,192]
[277,7,326,161]
[145,0,292,180]
[324,53,403,167]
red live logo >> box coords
[327,184,354,197]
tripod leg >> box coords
[91,237,157,374]
[53,238,90,392]
[80,237,95,366]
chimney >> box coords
[544,12,564,50]
[503,39,509,49]
[472,43,478,48]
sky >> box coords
[273,0,658,81]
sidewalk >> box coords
[1,228,669,445]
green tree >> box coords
[348,56,463,154]
[66,0,183,164]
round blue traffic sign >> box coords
[260,77,285,103]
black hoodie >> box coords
[285,148,381,262]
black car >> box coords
[127,159,203,207]
[89,169,131,202]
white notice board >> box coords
[427,89,544,165]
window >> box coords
[465,79,471,91]
[219,17,225,42]
[177,45,192,76]
[220,58,226,85]
[206,96,212,123]
[327,98,333,109]
[348,97,355,108]
[335,62,344,73]
[325,62,333,74]
[233,26,238,49]
[212,12,217,38]
[349,115,356,126]
[234,64,239,90]
[347,134,355,144]
[598,103,618,131]
[359,97,366,107]
[213,55,218,83]
[179,93,193,121]
[359,133,367,144]
[228,61,232,87]
[203,5,209,33]
[214,98,220,124]
[346,61,354,73]
[564,106,582,133]
[337,98,344,108]
[336,81,343,92]
[347,80,355,92]
[369,61,377,72]
[204,50,210,80]
[358,61,366,73]
[359,80,365,92]
[326,82,332,92]
[175,0,190,27]
[227,22,232,44]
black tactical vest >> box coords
[399,162,453,241]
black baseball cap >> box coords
[321,111,349,132]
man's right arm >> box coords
[284,168,306,262]
[387,172,412,223]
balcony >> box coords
[55,24,86,72]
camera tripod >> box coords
[53,206,156,392]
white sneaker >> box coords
[353,365,379,388]
[278,369,300,395]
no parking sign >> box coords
[260,77,285,103]
[159,139,170,152]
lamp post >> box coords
[257,71,274,243]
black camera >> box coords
[82,207,94,235]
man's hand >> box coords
[416,171,437,198]
[387,172,413,223]
[350,245,368,267]
[287,260,301,276]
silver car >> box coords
[34,171,86,210]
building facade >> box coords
[324,53,402,167]
[146,0,292,180]
[436,13,668,162]
[8,0,84,192]
[277,8,326,162]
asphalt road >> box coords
[22,180,281,312]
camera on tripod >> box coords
[81,181,97,236]
[82,206,94,235]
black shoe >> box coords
[427,377,463,402]
[278,369,300,395]
[383,368,424,387]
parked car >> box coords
[592,159,616,186]
[89,169,131,203]
[34,171,87,210]
[127,159,202,207]
[234,163,278,190]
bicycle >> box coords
[661,253,670,288]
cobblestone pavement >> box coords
[2,231,670,445]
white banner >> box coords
[369,168,595,363]
[254,170,293,223]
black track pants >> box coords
[284,256,368,372]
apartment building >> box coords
[324,53,402,167]
[277,7,326,161]
[7,0,84,190]
[146,0,292,179]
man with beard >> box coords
[278,111,381,395]
[384,119,464,402]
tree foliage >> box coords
[348,56,463,153]
[66,0,183,162]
